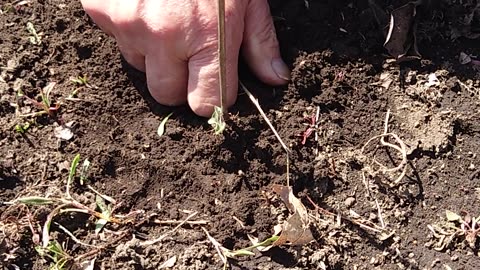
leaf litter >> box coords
[271,184,314,246]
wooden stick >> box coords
[217,0,227,110]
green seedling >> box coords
[66,154,80,199]
[36,240,72,270]
[70,75,89,86]
[4,153,137,266]
[18,82,61,118]
[26,22,42,45]
[428,210,480,251]
[68,75,93,99]
[94,195,111,235]
[208,106,225,135]
[14,196,54,205]
[208,0,227,134]
[225,235,279,258]
[68,75,88,99]
[157,112,173,137]
[14,122,31,134]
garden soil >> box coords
[1,0,480,269]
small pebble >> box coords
[344,197,356,208]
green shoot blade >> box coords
[208,106,226,135]
[16,196,54,205]
[95,218,108,235]
[66,154,80,198]
[157,112,173,137]
[94,195,111,234]
[228,249,255,257]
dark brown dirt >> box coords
[1,0,480,269]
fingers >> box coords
[80,0,114,36]
[118,44,145,72]
[187,3,245,117]
[145,51,188,106]
[243,0,290,85]
[187,48,238,117]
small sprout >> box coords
[79,158,91,185]
[70,75,89,86]
[94,195,111,235]
[2,4,14,14]
[226,235,280,258]
[226,249,255,257]
[36,241,72,270]
[68,75,90,99]
[14,122,31,134]
[429,210,480,251]
[19,82,61,118]
[26,22,42,45]
[208,106,226,135]
[66,154,80,198]
[157,112,173,137]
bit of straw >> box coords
[240,81,291,186]
[141,211,198,246]
[361,109,408,186]
[217,0,227,110]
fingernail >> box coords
[271,58,290,81]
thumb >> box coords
[80,0,114,35]
[243,0,290,85]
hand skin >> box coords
[80,0,290,117]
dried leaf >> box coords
[159,256,176,269]
[54,122,74,140]
[445,210,461,222]
[383,2,421,61]
[271,185,314,246]
[425,73,440,87]
[459,52,472,65]
[80,258,96,270]
[378,231,395,241]
[371,72,394,90]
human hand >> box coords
[80,0,290,117]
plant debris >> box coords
[271,184,314,246]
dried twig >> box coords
[306,195,383,233]
[217,0,227,110]
[240,81,291,186]
[361,109,408,186]
[153,219,208,226]
[202,227,228,266]
[141,211,198,246]
[55,222,96,248]
[374,198,385,229]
